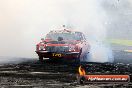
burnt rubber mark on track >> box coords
[0,59,79,88]
[0,59,132,87]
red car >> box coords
[35,29,90,63]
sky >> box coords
[0,0,131,58]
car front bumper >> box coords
[35,50,80,59]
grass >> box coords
[106,39,132,46]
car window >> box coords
[75,32,84,40]
[46,32,83,41]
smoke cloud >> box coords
[0,0,131,62]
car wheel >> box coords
[39,55,43,62]
[75,58,80,64]
[75,50,82,64]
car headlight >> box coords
[69,46,75,51]
[39,45,45,50]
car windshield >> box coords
[46,32,83,41]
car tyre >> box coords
[75,58,80,64]
[75,49,82,64]
[39,55,43,62]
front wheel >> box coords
[74,51,81,64]
[39,55,43,62]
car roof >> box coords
[49,29,82,34]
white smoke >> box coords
[58,0,113,62]
[86,41,114,63]
[1,0,131,62]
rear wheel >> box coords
[39,55,43,62]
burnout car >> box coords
[35,28,90,63]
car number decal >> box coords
[52,53,62,57]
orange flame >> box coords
[78,66,86,76]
